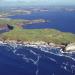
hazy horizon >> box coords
[0,0,75,7]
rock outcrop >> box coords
[65,43,75,52]
[7,24,14,30]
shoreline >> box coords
[0,40,75,52]
[0,40,65,50]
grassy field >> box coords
[0,18,47,26]
[0,19,24,25]
[1,26,75,44]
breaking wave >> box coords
[0,43,75,75]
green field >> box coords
[1,26,75,44]
[0,19,24,25]
[0,18,47,26]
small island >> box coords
[0,18,48,27]
[0,8,49,18]
[64,8,75,12]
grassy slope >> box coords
[2,26,75,44]
[0,19,24,25]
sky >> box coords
[0,0,75,6]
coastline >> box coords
[0,39,75,52]
[0,27,75,52]
[0,40,66,51]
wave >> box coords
[0,43,75,75]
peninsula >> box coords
[1,26,75,44]
[0,25,75,52]
[0,18,48,26]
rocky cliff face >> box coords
[0,24,14,34]
[0,24,14,31]
[7,24,14,30]
[65,43,75,52]
[0,24,7,30]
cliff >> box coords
[65,43,75,52]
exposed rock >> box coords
[65,43,75,52]
[0,24,7,30]
[7,24,14,30]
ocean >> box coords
[0,44,75,75]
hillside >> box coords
[1,26,75,44]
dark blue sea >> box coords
[0,44,75,75]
